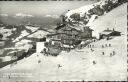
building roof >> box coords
[55,24,66,30]
[84,26,94,31]
[100,29,121,35]
[47,32,80,37]
[55,23,84,31]
[55,23,94,34]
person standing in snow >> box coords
[93,61,96,65]
[38,60,41,63]
[112,51,115,56]
[57,64,62,69]
[110,51,115,57]
[102,45,104,48]
[110,53,112,57]
[94,39,96,42]
[102,52,105,55]
[109,44,111,47]
[87,45,89,48]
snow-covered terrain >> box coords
[0,25,42,63]
[89,3,127,38]
[0,56,12,62]
[13,30,30,42]
[0,35,127,81]
[65,4,94,19]
[14,39,33,51]
[25,26,39,32]
[0,2,127,81]
[0,27,13,40]
[11,25,40,51]
[27,30,49,39]
[12,25,39,42]
[65,0,118,19]
[64,0,126,38]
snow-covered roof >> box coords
[100,29,121,35]
[27,30,49,39]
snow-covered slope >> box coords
[65,4,94,19]
[0,27,13,40]
[0,35,127,81]
[13,30,30,42]
[89,3,127,38]
[0,24,49,63]
[25,26,39,32]
[64,0,126,38]
[65,0,118,19]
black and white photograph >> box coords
[0,0,127,81]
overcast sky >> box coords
[0,1,98,17]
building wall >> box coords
[36,42,45,53]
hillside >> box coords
[0,24,50,65]
[88,3,127,38]
[0,2,127,81]
[64,0,127,38]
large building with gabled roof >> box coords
[99,28,121,39]
[47,24,93,45]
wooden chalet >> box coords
[99,28,121,39]
[47,24,93,45]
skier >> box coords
[112,51,115,56]
[91,48,94,52]
[38,60,41,63]
[102,52,105,55]
[102,45,104,48]
[110,53,113,57]
[93,61,96,65]
[109,44,111,47]
[57,64,62,69]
